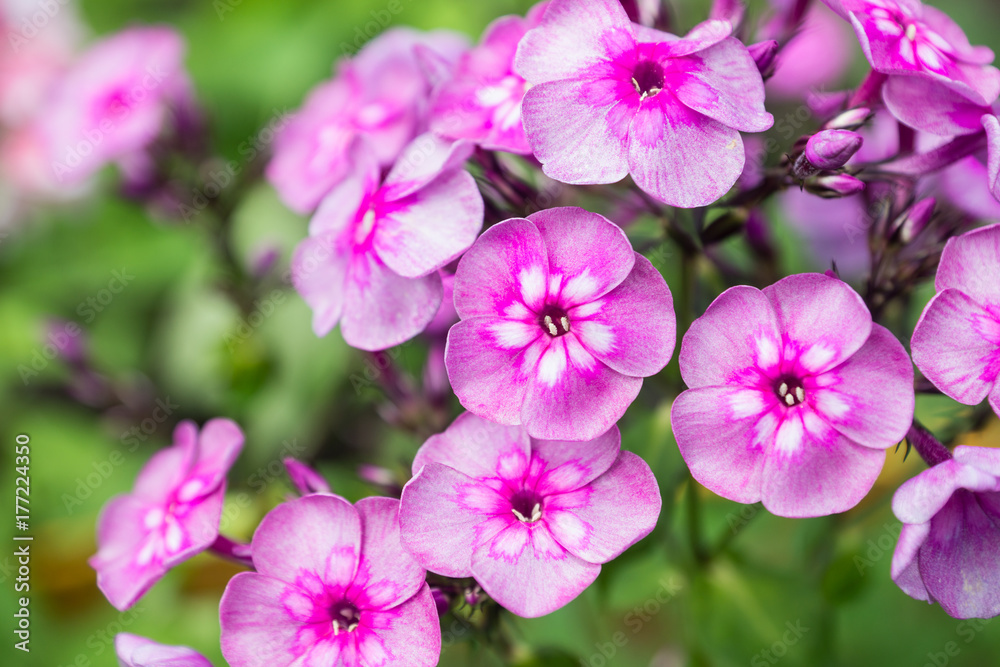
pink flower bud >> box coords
[806,130,864,170]
[807,173,866,198]
[748,40,779,80]
[894,197,936,243]
[824,107,872,131]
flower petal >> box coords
[573,254,675,377]
[671,385,775,504]
[919,490,1000,618]
[678,284,781,388]
[382,134,475,200]
[953,445,1000,478]
[912,288,1000,405]
[521,77,632,186]
[308,144,379,236]
[762,273,872,374]
[90,495,164,611]
[626,97,744,208]
[883,76,991,136]
[292,232,352,337]
[672,38,773,133]
[514,0,633,84]
[935,223,1000,306]
[373,169,483,279]
[341,253,443,351]
[349,585,441,667]
[347,497,425,612]
[528,207,635,304]
[813,324,914,449]
[891,522,932,603]
[186,418,244,497]
[760,413,884,517]
[399,463,507,577]
[471,522,601,617]
[132,422,195,504]
[412,411,531,479]
[532,426,622,496]
[521,335,642,441]
[546,451,660,563]
[220,572,313,667]
[892,458,1000,525]
[251,494,360,587]
[446,317,541,425]
[453,217,549,318]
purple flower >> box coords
[40,26,193,186]
[292,134,483,351]
[911,224,1000,415]
[398,412,660,617]
[515,0,772,207]
[219,495,440,667]
[115,633,213,667]
[266,28,468,214]
[90,419,244,610]
[765,3,855,101]
[892,445,1000,618]
[671,274,914,517]
[428,3,548,154]
[445,207,675,441]
[805,129,864,170]
[824,0,1000,135]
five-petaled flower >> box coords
[671,273,915,517]
[445,206,675,441]
[399,412,660,617]
[220,495,440,667]
[892,444,1000,619]
[823,0,1000,135]
[912,223,1000,416]
[515,0,773,207]
[90,419,244,610]
[293,134,483,351]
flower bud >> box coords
[805,130,864,170]
[430,587,450,616]
[807,173,866,198]
[283,458,331,495]
[823,107,872,131]
[893,197,936,242]
[747,40,779,80]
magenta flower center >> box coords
[330,601,360,635]
[774,375,806,407]
[538,304,572,337]
[631,60,665,100]
[509,489,543,524]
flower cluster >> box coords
[70,0,1000,663]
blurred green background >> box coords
[3,0,1000,666]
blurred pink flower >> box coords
[40,26,194,186]
[428,2,548,153]
[766,3,855,100]
[267,28,468,214]
[115,633,213,667]
[90,419,244,610]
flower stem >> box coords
[906,422,952,467]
